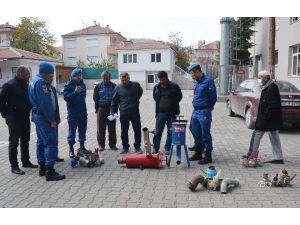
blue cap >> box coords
[71,68,82,78]
[187,63,201,72]
[39,62,54,75]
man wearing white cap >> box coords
[243,70,284,164]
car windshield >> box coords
[276,81,300,93]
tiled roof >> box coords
[0,24,15,29]
[0,47,61,63]
[196,41,219,50]
[62,25,126,40]
[118,41,171,50]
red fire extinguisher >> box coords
[118,153,164,169]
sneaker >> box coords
[99,146,105,152]
[110,146,118,151]
[120,149,129,154]
[134,148,143,154]
[165,150,170,156]
[188,146,196,151]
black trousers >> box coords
[6,119,31,168]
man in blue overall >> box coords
[29,62,65,181]
[63,68,88,158]
[188,63,217,164]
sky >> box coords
[0,16,221,47]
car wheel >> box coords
[226,100,235,117]
[292,123,300,129]
[245,108,255,129]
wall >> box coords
[0,59,57,87]
[118,49,174,73]
[63,35,111,66]
[249,17,300,89]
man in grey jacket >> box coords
[111,73,143,154]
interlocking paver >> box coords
[1,90,300,208]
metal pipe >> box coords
[187,174,206,192]
[176,145,181,165]
[142,127,152,155]
[220,178,239,194]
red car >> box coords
[226,79,300,129]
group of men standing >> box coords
[0,61,284,182]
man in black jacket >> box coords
[0,66,38,175]
[243,70,284,164]
[152,71,182,154]
[111,72,143,154]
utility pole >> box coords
[269,17,276,79]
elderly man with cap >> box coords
[242,70,284,165]
[93,71,117,151]
[188,63,217,164]
[28,62,65,181]
[63,68,88,158]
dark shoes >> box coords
[110,146,118,151]
[99,146,105,152]
[22,161,38,168]
[46,166,66,181]
[120,149,129,154]
[189,152,202,161]
[11,167,25,175]
[188,146,196,151]
[39,165,46,176]
[198,152,212,165]
[266,159,284,164]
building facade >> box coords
[62,23,127,68]
[249,17,300,88]
[0,47,61,87]
[0,23,14,47]
[117,41,175,90]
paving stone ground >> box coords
[0,90,300,208]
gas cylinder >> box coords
[118,153,164,169]
[206,166,217,179]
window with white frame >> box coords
[291,44,300,76]
[86,38,99,47]
[151,53,161,63]
[290,17,300,24]
[87,56,99,64]
[66,39,76,49]
[67,57,77,66]
[123,54,137,64]
[12,67,17,77]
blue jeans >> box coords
[153,112,173,152]
[67,116,87,145]
[33,114,58,166]
[120,111,141,150]
[191,109,213,152]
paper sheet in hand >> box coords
[107,114,119,121]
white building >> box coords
[0,47,61,88]
[117,41,175,89]
[249,17,300,88]
[62,23,127,68]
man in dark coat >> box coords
[0,66,38,175]
[152,71,182,154]
[243,70,284,164]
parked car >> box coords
[226,79,300,129]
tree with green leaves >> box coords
[168,32,190,70]
[230,17,261,65]
[11,17,58,57]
